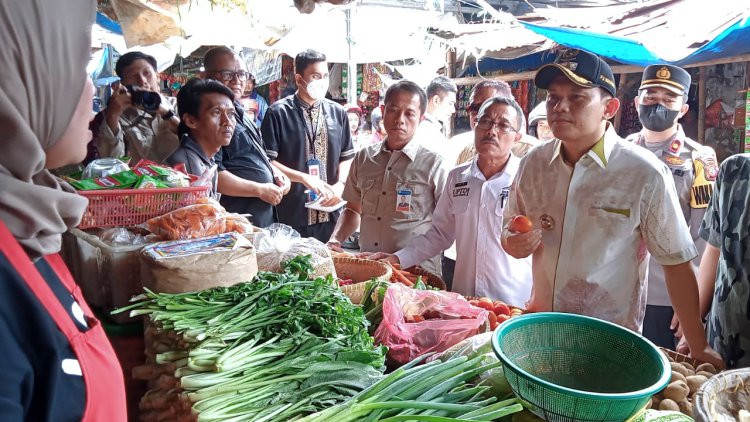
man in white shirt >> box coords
[421,76,457,139]
[371,96,532,307]
[501,49,722,368]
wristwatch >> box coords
[162,110,175,120]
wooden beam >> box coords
[614,73,628,133]
[698,66,707,143]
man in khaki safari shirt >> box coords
[327,80,448,274]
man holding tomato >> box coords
[370,96,533,308]
[501,49,723,368]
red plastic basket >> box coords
[77,185,210,229]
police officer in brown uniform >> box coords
[627,64,719,348]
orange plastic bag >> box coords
[374,283,489,365]
[146,198,253,240]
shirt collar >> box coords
[639,124,687,156]
[549,123,617,168]
[181,134,213,164]
[379,136,420,161]
[465,153,520,181]
[423,113,439,125]
[295,94,320,110]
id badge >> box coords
[307,158,321,201]
[396,184,413,212]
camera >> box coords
[125,85,161,111]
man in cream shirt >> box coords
[502,49,723,368]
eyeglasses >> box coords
[210,70,251,82]
[476,117,518,134]
[467,103,482,115]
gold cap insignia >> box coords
[656,67,671,80]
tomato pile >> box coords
[468,297,524,330]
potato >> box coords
[695,363,717,374]
[685,374,708,394]
[680,361,696,374]
[678,400,693,417]
[670,371,687,384]
[670,362,691,377]
[663,380,690,403]
[650,396,661,409]
[697,370,714,378]
[659,398,680,412]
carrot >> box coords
[389,266,414,287]
[403,273,418,282]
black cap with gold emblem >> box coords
[534,49,617,97]
[639,64,691,97]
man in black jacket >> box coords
[202,47,290,228]
[261,49,355,241]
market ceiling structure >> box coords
[94,0,750,78]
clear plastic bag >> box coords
[145,198,254,241]
[253,224,336,278]
[374,283,489,365]
[99,227,152,245]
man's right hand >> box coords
[107,82,133,120]
[501,227,543,259]
[258,183,284,205]
[304,176,341,207]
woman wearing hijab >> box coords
[0,1,127,420]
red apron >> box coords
[0,222,127,421]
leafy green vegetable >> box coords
[117,256,387,421]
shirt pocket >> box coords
[360,178,380,211]
[450,195,470,215]
[587,205,636,237]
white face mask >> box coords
[305,78,329,101]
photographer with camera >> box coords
[97,51,180,164]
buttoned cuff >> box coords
[651,244,699,266]
[394,248,419,271]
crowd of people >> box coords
[1,0,749,418]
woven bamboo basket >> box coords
[658,347,704,368]
[335,257,391,304]
[404,266,447,291]
[464,296,528,314]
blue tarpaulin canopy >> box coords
[520,15,750,67]
[461,2,750,77]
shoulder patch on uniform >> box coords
[693,147,719,182]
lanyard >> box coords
[297,100,323,159]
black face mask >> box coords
[638,103,680,132]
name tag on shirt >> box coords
[453,181,470,198]
[307,158,321,201]
[396,184,412,212]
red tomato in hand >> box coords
[493,302,511,317]
[509,215,533,233]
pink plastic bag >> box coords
[374,283,490,364]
